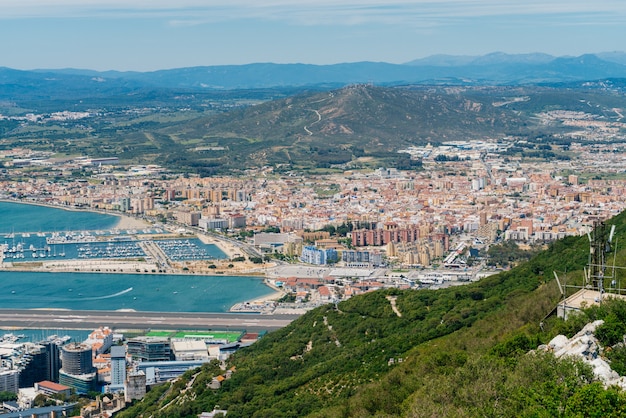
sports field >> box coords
[146,330,243,343]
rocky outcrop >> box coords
[539,320,626,389]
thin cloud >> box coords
[1,0,626,26]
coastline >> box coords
[248,278,286,303]
[0,199,290,313]
[114,214,151,230]
[0,198,149,231]
[229,278,286,313]
[196,233,241,259]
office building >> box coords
[109,346,126,392]
[59,343,97,394]
[127,337,172,362]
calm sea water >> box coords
[0,271,272,312]
[0,201,119,233]
[0,202,272,313]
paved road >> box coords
[0,309,300,333]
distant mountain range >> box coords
[2,52,626,97]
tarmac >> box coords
[0,309,300,333]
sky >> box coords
[1,0,626,71]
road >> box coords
[0,309,300,333]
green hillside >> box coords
[116,212,626,417]
[160,84,528,171]
[151,83,626,173]
[5,83,626,175]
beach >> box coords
[114,214,151,230]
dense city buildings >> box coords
[2,138,625,256]
[1,138,626,316]
[0,326,256,415]
[3,137,626,276]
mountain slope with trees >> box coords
[160,84,527,171]
[117,212,626,417]
[155,82,626,172]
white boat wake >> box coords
[76,287,133,301]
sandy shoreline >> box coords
[248,278,286,303]
[114,214,151,230]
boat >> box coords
[2,333,19,342]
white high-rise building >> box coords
[0,369,19,393]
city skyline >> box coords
[1,1,625,71]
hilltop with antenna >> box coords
[554,221,624,319]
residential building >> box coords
[127,337,172,362]
[125,371,146,402]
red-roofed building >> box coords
[353,281,385,291]
[35,380,72,398]
[240,333,260,344]
[85,326,114,355]
[282,277,324,292]
[318,286,332,301]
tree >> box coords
[34,393,54,407]
[0,391,16,402]
[565,383,626,417]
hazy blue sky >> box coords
[1,1,625,71]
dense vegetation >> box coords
[116,211,626,417]
[486,240,542,268]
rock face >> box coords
[550,320,604,360]
[544,320,626,389]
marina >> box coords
[155,238,225,261]
[0,201,278,314]
[1,229,227,263]
[77,241,145,259]
[0,330,87,345]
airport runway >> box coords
[0,309,300,332]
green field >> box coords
[146,330,244,343]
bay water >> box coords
[0,201,272,313]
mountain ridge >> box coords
[3,52,626,94]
